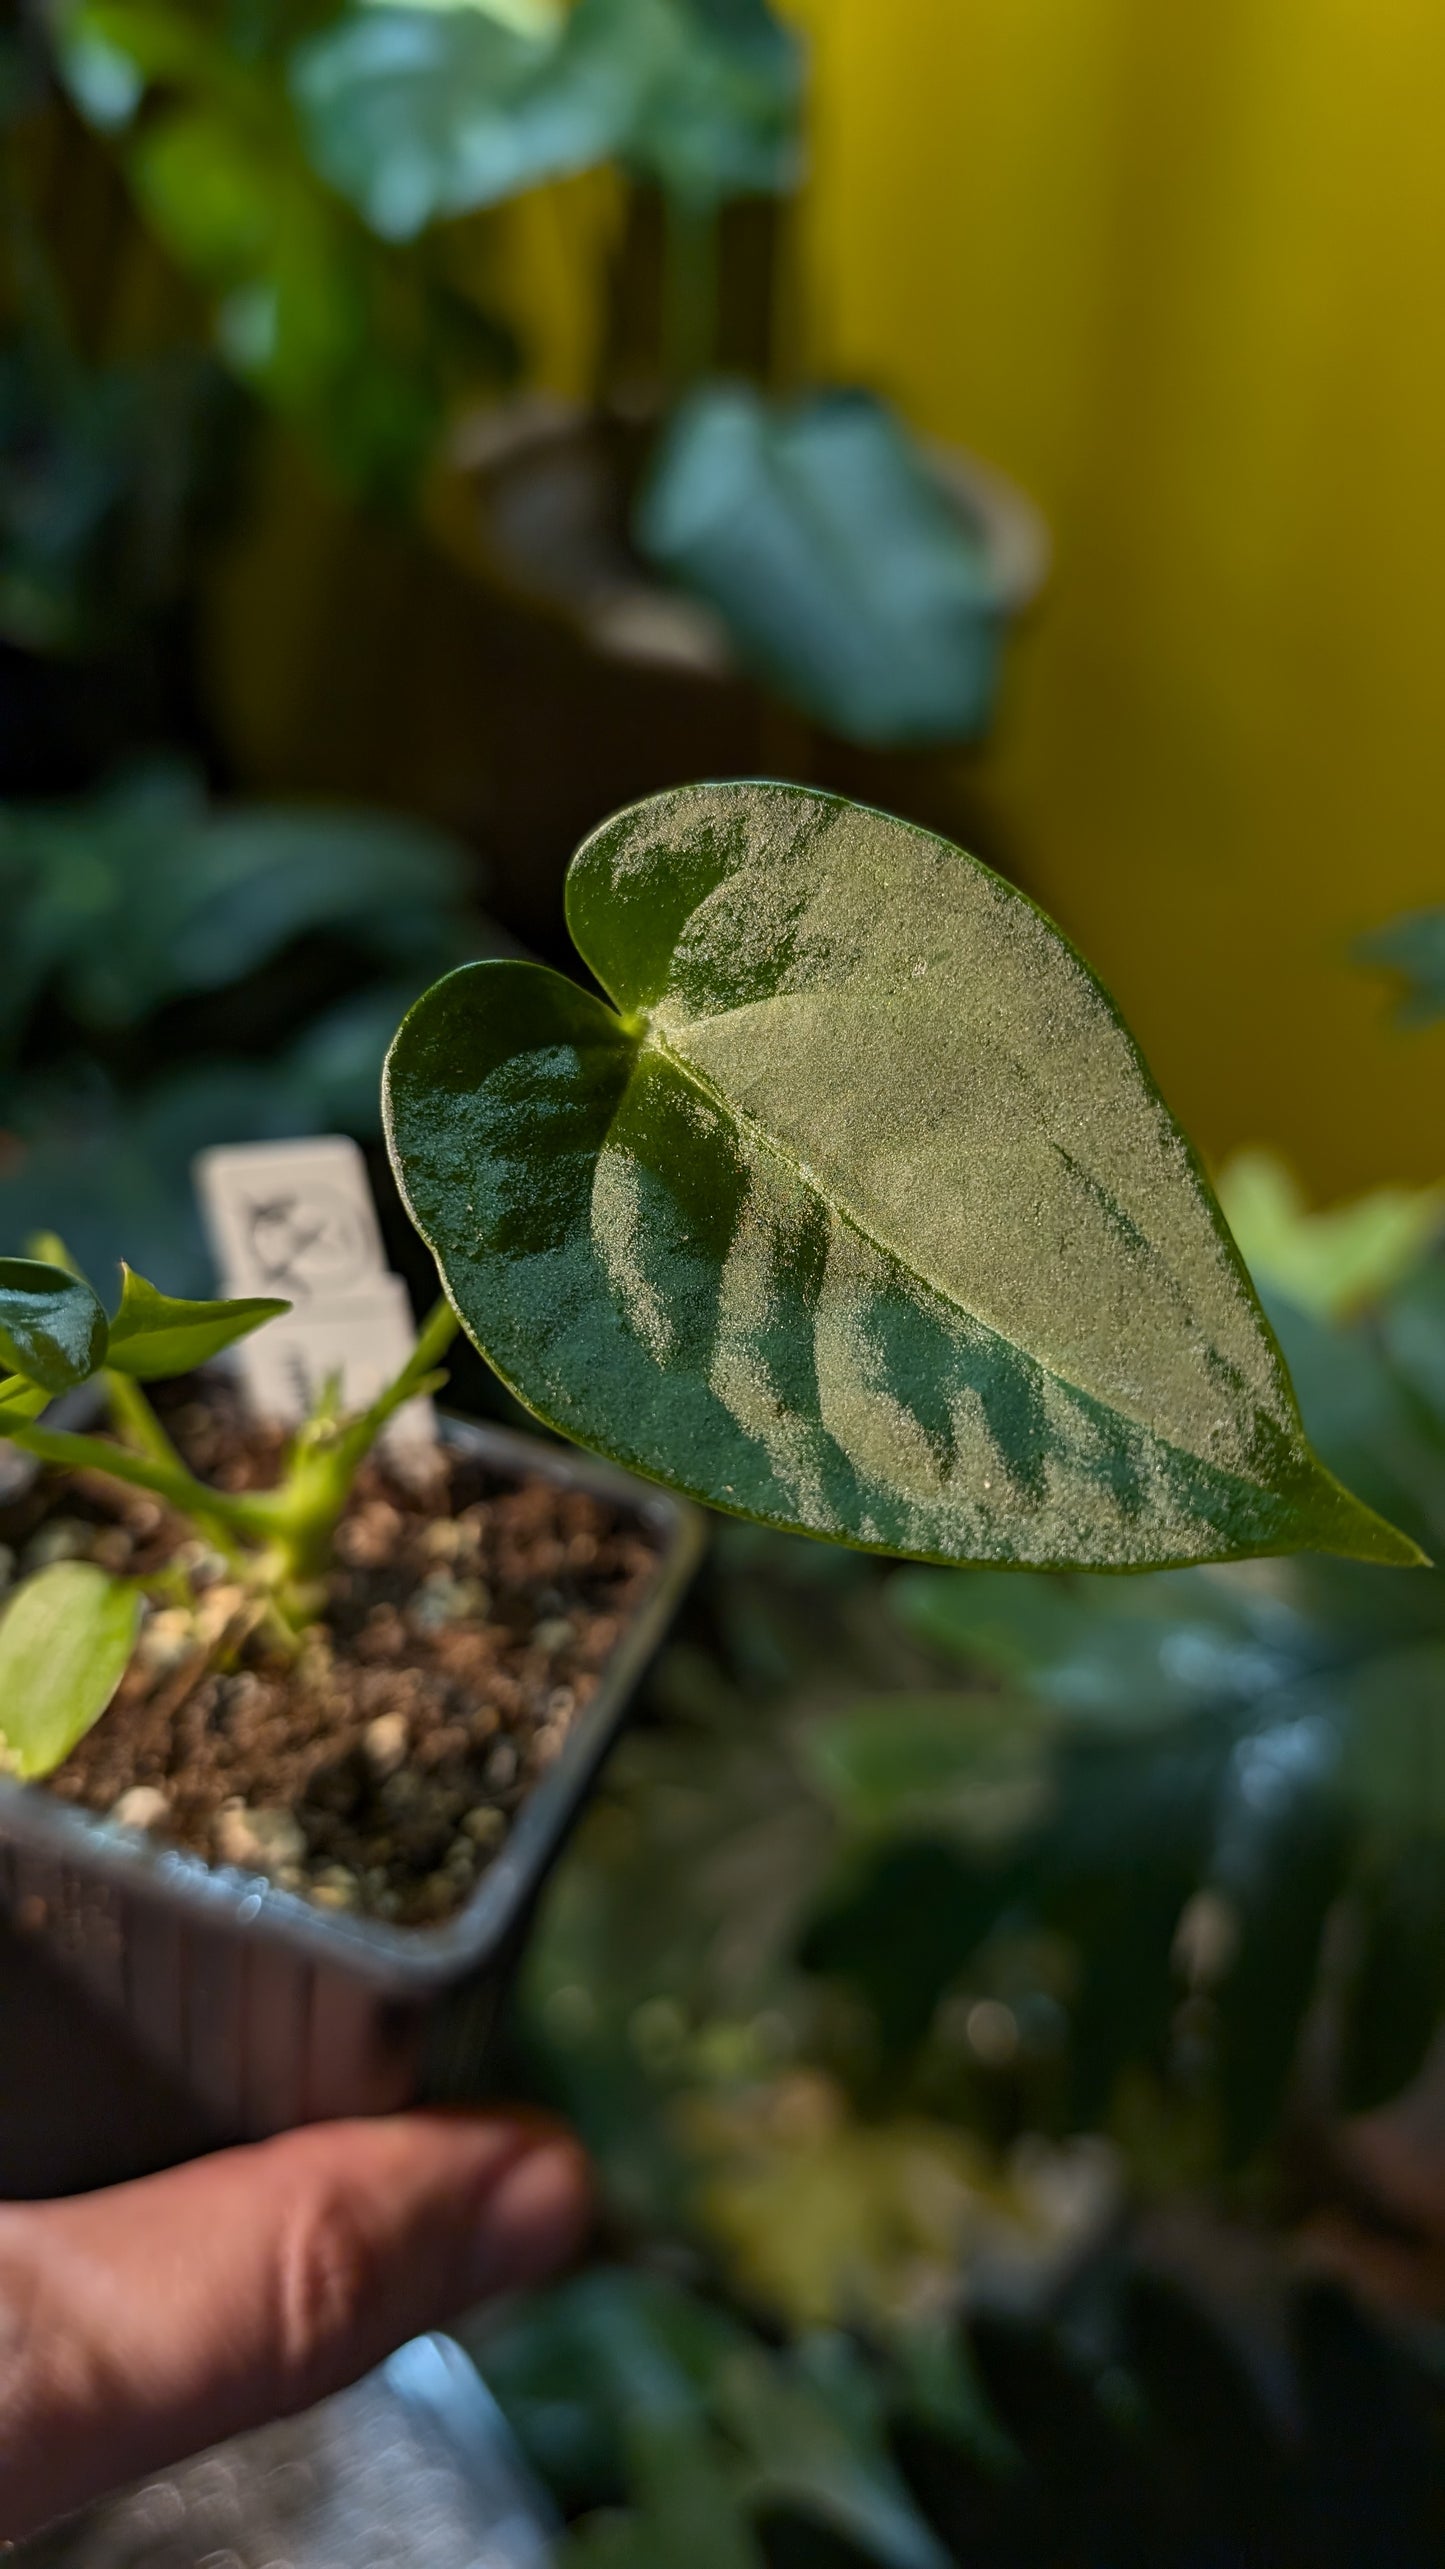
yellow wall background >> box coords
[791,0,1445,1196]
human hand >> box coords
[0,2108,588,2544]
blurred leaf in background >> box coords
[0,339,233,656]
[292,0,604,242]
[636,388,1003,744]
[603,0,804,210]
[33,0,1031,752]
[54,0,520,500]
[1358,906,1445,1030]
[0,764,507,1285]
[1217,1147,1444,1320]
[293,0,802,241]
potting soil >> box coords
[7,1388,658,1927]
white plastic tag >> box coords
[194,1137,436,1460]
[194,1136,388,1303]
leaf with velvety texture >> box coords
[386,782,1421,1571]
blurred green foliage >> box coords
[25,0,1015,744]
[517,1251,1445,2260]
[292,0,803,239]
[474,2258,1445,2567]
[0,764,504,1283]
[1217,1147,1444,1322]
[477,1235,1445,2552]
[51,0,521,501]
[0,337,231,655]
[635,390,1000,745]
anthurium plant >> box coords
[0,782,1422,1800]
[385,781,1421,1576]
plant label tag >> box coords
[193,1137,436,1461]
[194,1135,389,1303]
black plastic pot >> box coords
[0,1416,704,2159]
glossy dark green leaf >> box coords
[0,1564,140,1779]
[105,1266,289,1379]
[636,390,1000,746]
[1358,906,1445,1028]
[0,1257,108,1392]
[387,781,1419,1571]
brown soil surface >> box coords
[2,1388,659,1927]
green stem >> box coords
[3,1420,277,1547]
[5,1297,461,1611]
[105,1369,186,1473]
[105,1369,261,1572]
[240,1297,460,1588]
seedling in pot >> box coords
[0,1255,458,1781]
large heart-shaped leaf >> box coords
[385,782,1421,1571]
[0,1257,108,1391]
[0,1563,141,1780]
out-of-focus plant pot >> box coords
[437,392,1048,694]
[0,1412,703,2179]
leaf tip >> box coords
[1302,1465,1430,1570]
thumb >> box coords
[0,2108,589,2543]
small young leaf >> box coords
[385,782,1423,1572]
[0,1563,141,1780]
[0,1256,108,1391]
[104,1266,289,1379]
